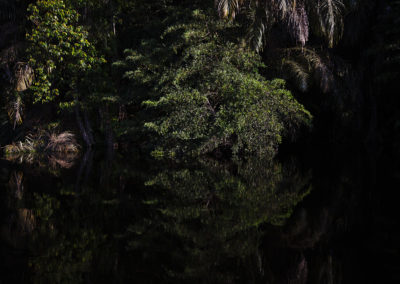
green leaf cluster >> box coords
[26,0,103,103]
[121,9,311,156]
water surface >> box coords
[1,146,399,283]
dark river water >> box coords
[1,144,399,283]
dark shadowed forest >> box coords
[1,0,400,283]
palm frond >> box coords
[246,2,272,52]
[273,0,292,18]
[282,59,310,92]
[299,47,334,93]
[45,131,79,153]
[288,1,309,46]
[215,0,244,19]
[214,0,348,52]
[276,47,334,93]
[316,0,345,47]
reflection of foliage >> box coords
[7,91,23,129]
[27,190,109,284]
[8,171,24,200]
[29,229,103,284]
[1,146,392,283]
[4,131,80,174]
[32,193,60,222]
[1,153,127,284]
[126,157,312,282]
[147,158,311,227]
[4,152,79,176]
[1,153,314,283]
[4,171,36,237]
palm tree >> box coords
[0,0,27,130]
[213,0,358,100]
[215,0,378,136]
[215,0,345,51]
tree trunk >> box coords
[99,106,114,158]
[75,104,94,147]
[75,148,93,192]
[83,108,95,145]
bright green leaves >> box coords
[26,0,103,103]
[126,9,312,157]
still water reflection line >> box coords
[2,150,397,283]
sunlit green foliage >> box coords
[120,8,311,156]
[26,0,104,104]
[0,0,395,160]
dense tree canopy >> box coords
[116,8,311,156]
[0,0,398,159]
[0,1,399,283]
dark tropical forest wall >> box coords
[0,0,399,159]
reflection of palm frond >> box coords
[0,108,8,128]
[48,153,78,169]
[9,171,24,199]
[5,151,79,170]
[7,93,23,129]
[5,132,79,170]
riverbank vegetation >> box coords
[1,0,399,160]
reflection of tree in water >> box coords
[1,150,385,284]
[0,167,34,282]
[25,172,122,283]
[0,157,116,284]
[0,156,312,283]
[258,150,367,284]
[125,157,312,282]
[5,151,79,175]
[2,171,36,244]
